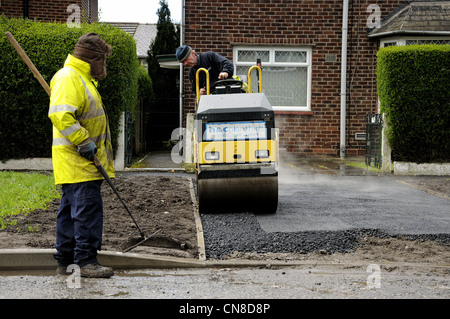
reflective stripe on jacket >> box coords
[49,54,114,185]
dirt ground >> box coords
[0,175,199,259]
[0,174,449,268]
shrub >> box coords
[137,65,154,102]
[0,16,139,160]
[377,45,450,163]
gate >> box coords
[125,111,133,167]
[365,114,382,169]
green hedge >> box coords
[0,17,139,160]
[377,45,450,163]
[137,65,154,102]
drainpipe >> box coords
[179,0,185,144]
[340,0,349,159]
[23,0,29,18]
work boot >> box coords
[80,263,114,278]
[56,265,68,275]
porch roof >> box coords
[369,1,450,38]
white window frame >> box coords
[380,36,450,47]
[233,46,312,111]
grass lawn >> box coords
[0,171,60,229]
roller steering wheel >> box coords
[211,78,244,94]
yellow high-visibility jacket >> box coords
[49,54,115,185]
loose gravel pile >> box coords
[201,212,450,260]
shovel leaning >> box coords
[4,31,156,252]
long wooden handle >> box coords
[4,31,51,96]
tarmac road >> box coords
[0,264,449,300]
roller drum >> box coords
[198,175,278,214]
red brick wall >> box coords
[1,0,97,23]
[184,0,404,157]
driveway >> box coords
[259,167,450,235]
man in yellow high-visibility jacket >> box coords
[48,33,114,278]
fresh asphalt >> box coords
[201,157,450,259]
[263,164,450,235]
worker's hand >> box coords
[200,87,207,95]
[77,140,97,161]
[218,72,229,80]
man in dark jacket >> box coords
[176,45,234,95]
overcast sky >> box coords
[98,0,182,24]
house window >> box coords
[382,41,397,47]
[406,39,450,45]
[380,37,450,47]
[234,46,312,111]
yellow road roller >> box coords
[193,66,278,214]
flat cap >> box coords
[176,45,192,62]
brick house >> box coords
[2,0,448,162]
[182,0,450,158]
[0,0,98,23]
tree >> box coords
[146,0,180,150]
[147,0,179,97]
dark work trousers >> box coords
[54,180,104,267]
